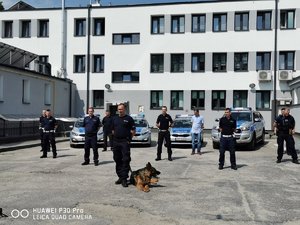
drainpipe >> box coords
[273,0,279,120]
[61,0,66,78]
[86,4,91,113]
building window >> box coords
[171,15,185,33]
[0,75,3,102]
[213,13,227,32]
[151,16,164,34]
[233,90,248,108]
[256,52,271,70]
[235,12,249,31]
[93,55,104,73]
[191,90,205,109]
[191,53,205,72]
[74,55,86,73]
[257,11,272,30]
[113,33,140,44]
[171,91,183,110]
[256,91,270,109]
[213,53,227,72]
[38,56,50,74]
[280,10,295,29]
[44,83,51,105]
[38,19,49,37]
[279,51,294,70]
[21,20,31,38]
[3,21,13,38]
[151,54,164,73]
[192,14,206,33]
[93,18,105,36]
[150,91,163,109]
[22,80,30,104]
[93,90,104,108]
[212,90,226,110]
[171,54,184,72]
[234,53,248,72]
[75,18,86,36]
[112,72,139,83]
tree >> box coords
[0,1,4,11]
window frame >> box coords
[38,19,49,38]
[20,20,31,38]
[93,90,104,109]
[171,90,184,110]
[151,16,165,34]
[191,14,206,33]
[93,18,105,36]
[212,90,226,110]
[233,90,248,108]
[22,79,30,104]
[191,90,205,110]
[112,72,140,83]
[256,52,271,71]
[234,52,248,72]
[74,18,86,37]
[112,33,140,45]
[257,11,272,31]
[74,55,86,73]
[171,15,185,34]
[280,9,295,30]
[191,53,205,72]
[3,21,13,38]
[150,54,164,73]
[93,54,104,73]
[234,12,249,31]
[150,90,163,110]
[171,54,184,73]
[279,51,295,70]
[256,91,270,110]
[213,13,227,32]
[213,53,227,72]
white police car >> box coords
[130,114,152,146]
[211,107,265,150]
[170,114,203,146]
[69,117,104,147]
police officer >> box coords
[218,108,237,170]
[274,107,299,164]
[102,110,113,152]
[41,109,58,158]
[112,103,136,187]
[39,109,46,152]
[156,106,173,161]
[81,107,101,166]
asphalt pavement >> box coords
[0,133,300,225]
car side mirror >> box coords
[254,118,261,122]
[215,118,219,122]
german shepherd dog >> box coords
[130,162,161,192]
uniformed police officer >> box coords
[218,108,237,170]
[274,107,299,164]
[112,103,136,187]
[81,107,101,166]
[102,110,113,152]
[40,109,58,158]
[39,109,46,152]
[156,106,174,161]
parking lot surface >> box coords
[0,133,300,225]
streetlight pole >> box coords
[273,0,279,120]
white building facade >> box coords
[1,0,300,129]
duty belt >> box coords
[43,129,55,133]
[159,129,169,132]
[222,134,232,138]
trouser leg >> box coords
[165,131,172,157]
[228,138,236,166]
[219,137,227,166]
[157,132,164,158]
[91,135,99,162]
[49,133,57,156]
[277,135,284,160]
[84,136,91,162]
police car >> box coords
[130,114,152,146]
[69,117,104,147]
[211,107,265,150]
[170,114,203,146]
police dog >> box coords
[130,162,161,192]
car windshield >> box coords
[75,120,84,128]
[134,119,147,127]
[173,119,192,128]
[231,112,252,122]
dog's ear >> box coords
[146,162,152,168]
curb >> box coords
[0,139,69,153]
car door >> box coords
[254,112,263,138]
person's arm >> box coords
[130,117,136,137]
[156,116,160,128]
[219,118,223,133]
[169,115,174,127]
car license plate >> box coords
[175,137,186,141]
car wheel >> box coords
[248,133,256,150]
[213,142,219,149]
[260,130,265,145]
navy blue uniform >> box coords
[112,115,135,180]
[39,115,46,151]
[219,116,237,168]
[275,114,297,161]
[42,116,57,157]
[156,114,173,160]
[102,115,113,151]
[83,115,100,164]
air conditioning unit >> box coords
[279,70,293,81]
[257,70,271,81]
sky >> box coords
[2,0,205,9]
